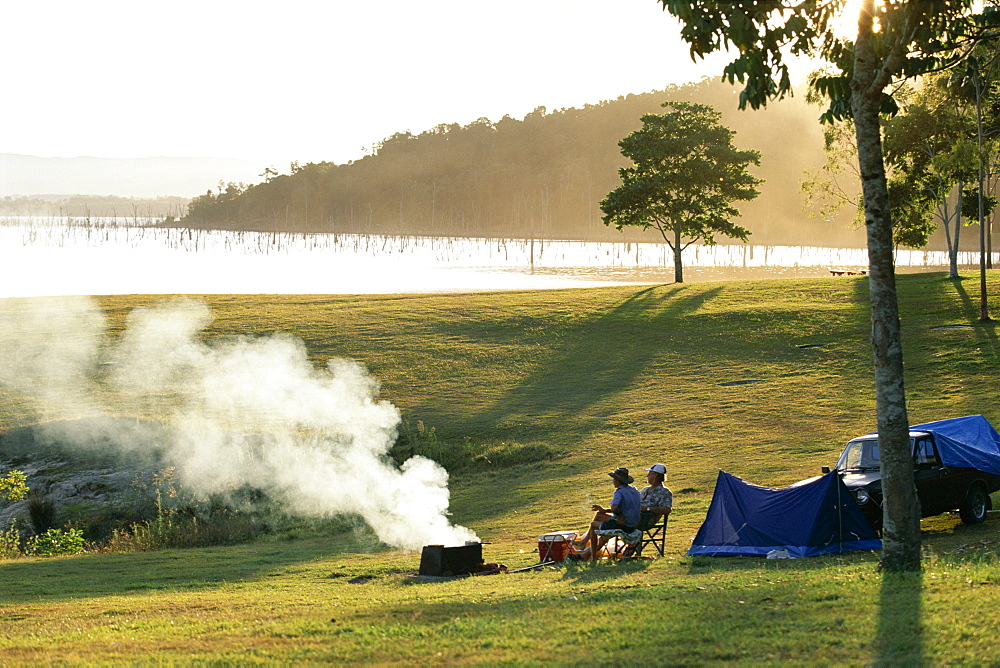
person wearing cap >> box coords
[571,467,641,562]
[638,463,672,530]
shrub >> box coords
[0,521,23,559]
[26,527,86,557]
[0,470,28,502]
[103,514,196,553]
[27,493,56,534]
[101,487,280,553]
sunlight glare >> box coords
[831,0,864,40]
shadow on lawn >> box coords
[0,537,340,604]
[682,550,924,663]
[876,571,923,664]
[951,277,998,336]
[440,284,722,520]
[458,284,722,437]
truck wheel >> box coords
[959,485,988,525]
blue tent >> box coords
[909,415,1000,475]
[687,470,881,558]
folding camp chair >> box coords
[620,513,668,558]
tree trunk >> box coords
[988,212,994,269]
[952,183,962,279]
[852,3,921,572]
[673,227,684,282]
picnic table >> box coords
[829,268,867,276]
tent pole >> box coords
[709,522,747,557]
[837,473,844,553]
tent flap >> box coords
[687,470,881,558]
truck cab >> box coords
[826,429,999,531]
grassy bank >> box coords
[1,270,999,663]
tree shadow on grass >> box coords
[681,548,923,663]
[876,571,923,665]
[0,536,352,605]
[452,284,723,438]
[951,278,998,342]
[439,285,722,522]
[683,551,880,575]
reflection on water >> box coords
[0,217,991,298]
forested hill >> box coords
[183,78,863,247]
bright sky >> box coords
[1,0,747,169]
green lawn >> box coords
[1,270,999,664]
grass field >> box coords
[1,270,999,664]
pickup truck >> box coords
[821,415,1000,531]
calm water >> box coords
[1,217,990,298]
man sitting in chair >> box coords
[638,463,672,529]
[614,463,672,559]
[571,467,641,562]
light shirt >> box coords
[640,485,673,510]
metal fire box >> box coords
[418,543,483,576]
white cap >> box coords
[646,464,667,475]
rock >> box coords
[0,419,167,533]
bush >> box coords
[27,527,86,557]
[0,521,22,559]
[101,485,281,553]
[27,493,56,534]
[103,509,274,553]
[104,514,200,553]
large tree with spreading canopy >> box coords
[659,0,998,571]
[600,101,762,283]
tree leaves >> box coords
[600,102,761,281]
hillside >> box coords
[183,78,867,248]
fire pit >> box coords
[419,542,483,577]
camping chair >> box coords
[619,513,668,558]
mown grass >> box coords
[1,270,999,664]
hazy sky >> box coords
[1,0,752,169]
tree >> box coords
[600,102,762,282]
[800,112,864,227]
[883,78,979,277]
[953,49,1000,319]
[660,0,998,571]
[800,85,946,251]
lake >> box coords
[0,217,990,298]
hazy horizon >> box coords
[1,0,774,169]
[0,154,265,199]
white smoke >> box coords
[0,296,478,549]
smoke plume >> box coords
[0,296,478,549]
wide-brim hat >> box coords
[608,467,634,485]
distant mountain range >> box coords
[0,154,265,198]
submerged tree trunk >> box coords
[852,4,921,572]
